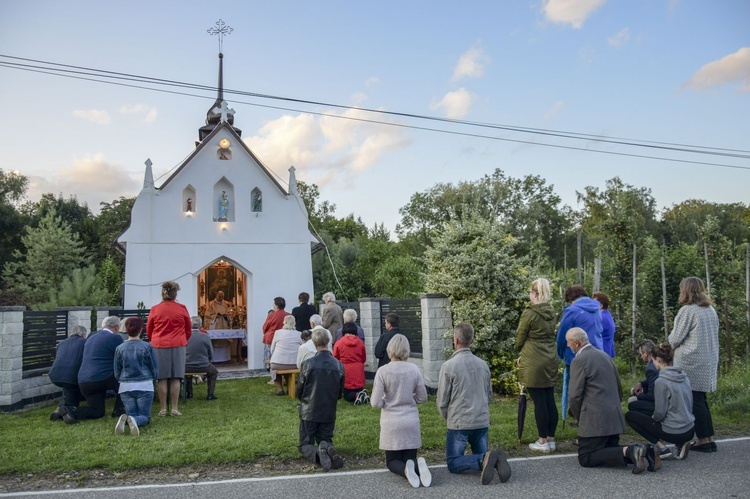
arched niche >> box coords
[213,177,235,222]
[251,187,262,213]
[182,185,196,213]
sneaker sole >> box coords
[114,414,127,435]
[494,449,512,483]
[480,451,496,485]
[318,444,332,471]
[405,460,420,488]
[417,457,431,487]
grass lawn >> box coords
[1,371,747,476]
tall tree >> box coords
[2,209,87,306]
[94,196,135,267]
[0,169,29,289]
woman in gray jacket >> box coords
[625,343,695,461]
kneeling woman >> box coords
[625,342,695,459]
[114,317,159,436]
[333,322,368,404]
[371,334,431,488]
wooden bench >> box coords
[180,372,208,403]
[276,369,300,400]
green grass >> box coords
[2,366,749,476]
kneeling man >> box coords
[567,327,659,474]
[297,329,345,471]
[437,324,511,484]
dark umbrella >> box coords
[517,383,527,444]
[561,365,570,429]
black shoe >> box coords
[658,445,672,457]
[480,449,499,485]
[186,392,193,399]
[276,390,285,396]
[207,395,218,400]
[674,442,691,460]
[630,444,647,474]
[691,443,713,453]
[62,412,78,425]
[646,445,661,472]
[493,447,512,483]
[50,406,65,421]
[318,441,332,471]
[710,442,717,452]
[327,443,344,469]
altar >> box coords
[207,329,247,362]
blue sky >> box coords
[1,0,748,234]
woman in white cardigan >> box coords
[371,334,430,488]
[668,277,719,453]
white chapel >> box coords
[117,53,319,370]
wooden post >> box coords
[704,241,711,296]
[577,229,582,285]
[661,249,669,341]
[632,242,637,374]
[593,258,601,293]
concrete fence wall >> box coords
[0,295,454,411]
[0,306,98,412]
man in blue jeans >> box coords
[436,324,511,485]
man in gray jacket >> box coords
[436,324,511,485]
[185,317,219,400]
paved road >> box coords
[4,437,749,499]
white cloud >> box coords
[119,103,158,123]
[544,100,566,120]
[608,27,630,48]
[244,108,409,187]
[682,47,750,93]
[72,109,111,124]
[452,47,489,81]
[431,88,474,119]
[542,0,606,29]
[365,77,380,87]
[26,154,141,213]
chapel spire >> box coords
[198,21,241,142]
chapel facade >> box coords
[117,53,319,369]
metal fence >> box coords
[22,310,68,376]
[380,299,422,355]
[109,309,150,339]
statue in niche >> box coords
[218,191,229,221]
[252,191,262,212]
[219,149,230,160]
[186,197,193,212]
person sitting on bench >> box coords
[185,316,219,400]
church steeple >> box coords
[199,21,241,143]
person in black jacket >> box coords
[49,325,88,421]
[297,330,345,471]
[375,313,400,369]
[628,340,658,416]
[292,292,317,332]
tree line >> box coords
[2,167,748,385]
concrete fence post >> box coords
[420,294,453,390]
[0,307,25,411]
[359,298,383,374]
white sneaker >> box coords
[417,457,432,487]
[549,441,556,452]
[404,459,420,488]
[127,416,140,437]
[114,414,127,435]
[529,440,551,453]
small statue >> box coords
[252,191,262,212]
[218,191,229,221]
[186,197,193,212]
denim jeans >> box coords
[446,427,488,473]
[120,390,154,427]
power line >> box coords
[1,54,749,172]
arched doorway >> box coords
[197,259,248,363]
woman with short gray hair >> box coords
[371,334,431,488]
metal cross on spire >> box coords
[207,19,233,53]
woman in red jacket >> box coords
[146,281,191,417]
[333,322,369,404]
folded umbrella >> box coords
[517,383,527,444]
[561,364,569,429]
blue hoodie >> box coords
[556,297,604,364]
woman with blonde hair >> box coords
[371,334,431,488]
[270,314,303,395]
[515,277,558,453]
[668,277,719,452]
[146,281,192,417]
